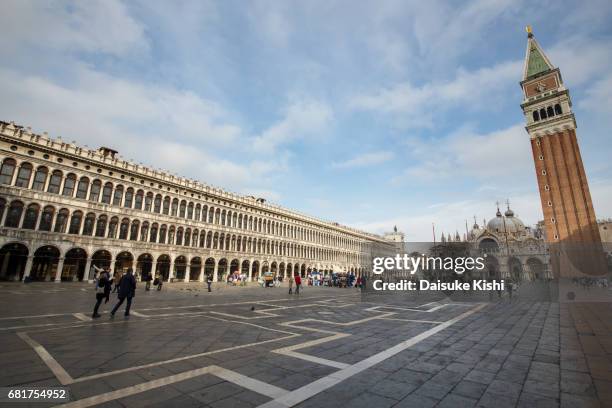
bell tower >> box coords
[520,27,601,247]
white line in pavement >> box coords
[258,303,487,408]
[17,332,74,385]
[72,313,92,322]
[54,365,289,408]
[129,311,148,317]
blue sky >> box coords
[2,0,612,240]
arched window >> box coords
[101,182,113,204]
[15,163,33,188]
[22,203,39,229]
[5,200,24,228]
[144,193,153,211]
[130,220,139,241]
[47,170,63,194]
[39,205,55,231]
[134,190,144,210]
[62,173,76,196]
[184,229,191,247]
[195,204,201,221]
[547,106,554,117]
[0,158,16,185]
[540,108,547,120]
[532,110,540,122]
[89,180,101,201]
[176,227,183,246]
[208,207,214,223]
[150,223,158,243]
[171,199,178,216]
[68,211,83,234]
[168,227,175,244]
[140,222,149,241]
[163,196,170,214]
[159,224,167,244]
[82,213,95,236]
[76,177,89,199]
[154,194,162,213]
[95,215,107,237]
[199,231,206,247]
[119,218,130,239]
[113,185,124,206]
[108,217,119,238]
[54,208,69,233]
[554,104,562,115]
[187,202,194,219]
[179,200,186,218]
[124,187,134,208]
[32,167,48,191]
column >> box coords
[85,257,93,282]
[168,258,175,282]
[198,264,205,282]
[184,264,190,282]
[213,261,219,282]
[54,257,65,282]
[22,255,34,282]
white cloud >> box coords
[0,0,148,56]
[253,99,333,153]
[332,151,394,169]
[349,60,522,128]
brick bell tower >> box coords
[520,27,604,276]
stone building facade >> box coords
[0,121,393,283]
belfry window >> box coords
[547,106,554,117]
[540,108,547,119]
[554,104,562,115]
[532,111,540,121]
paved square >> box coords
[0,283,610,407]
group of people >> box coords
[287,273,302,294]
[91,266,137,318]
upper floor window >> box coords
[0,158,16,185]
[62,173,76,197]
[5,200,24,228]
[101,182,113,204]
[15,163,33,188]
[89,180,101,202]
[124,188,134,208]
[113,185,124,206]
[76,177,89,199]
[47,170,63,194]
[32,167,48,191]
[134,190,144,210]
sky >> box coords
[2,0,612,241]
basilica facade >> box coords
[0,121,393,283]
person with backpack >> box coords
[110,268,137,318]
[92,268,112,318]
[294,273,302,295]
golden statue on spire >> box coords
[526,25,533,38]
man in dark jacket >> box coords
[110,268,137,317]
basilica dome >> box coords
[487,207,525,235]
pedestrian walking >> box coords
[288,275,294,294]
[144,271,152,291]
[110,268,137,318]
[92,268,112,318]
[112,271,122,293]
[207,274,213,292]
[294,273,302,295]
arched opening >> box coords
[174,255,187,280]
[287,263,293,278]
[508,257,523,283]
[527,258,545,281]
[136,253,153,281]
[62,173,76,197]
[0,158,16,185]
[532,110,540,122]
[31,245,60,281]
[230,259,240,280]
[479,238,499,254]
[554,104,562,115]
[190,257,202,281]
[0,243,29,281]
[218,258,228,282]
[91,250,112,271]
[32,166,48,191]
[39,205,55,232]
[156,255,171,281]
[82,212,96,236]
[271,262,278,276]
[63,248,88,281]
[547,106,554,118]
[47,170,63,194]
[53,208,69,233]
[89,179,101,201]
[114,251,134,276]
[300,264,306,278]
[68,210,82,234]
[279,262,285,280]
[540,108,547,120]
[15,162,33,188]
[251,260,260,280]
[485,256,499,280]
[204,258,215,281]
[241,260,250,277]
